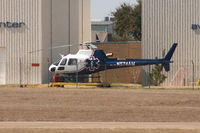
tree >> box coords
[147,64,167,86]
[112,0,141,41]
[132,0,141,41]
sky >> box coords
[91,0,137,21]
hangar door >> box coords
[0,48,6,84]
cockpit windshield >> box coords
[53,58,61,66]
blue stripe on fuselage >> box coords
[106,59,169,69]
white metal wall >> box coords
[0,48,6,84]
[0,0,42,84]
[142,0,200,86]
[41,0,91,83]
[0,0,91,84]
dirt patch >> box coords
[0,88,200,122]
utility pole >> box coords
[148,65,151,88]
[76,60,78,88]
[19,57,22,88]
[191,60,194,90]
[48,58,50,88]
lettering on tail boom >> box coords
[117,61,136,66]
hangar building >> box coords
[142,0,200,86]
[0,0,91,84]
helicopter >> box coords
[49,42,178,75]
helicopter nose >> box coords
[50,67,56,72]
[49,65,56,72]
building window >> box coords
[68,59,77,65]
[60,59,67,65]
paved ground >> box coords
[1,122,200,129]
[1,87,200,132]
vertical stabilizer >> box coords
[163,43,178,72]
[164,43,178,61]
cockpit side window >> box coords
[53,59,61,66]
[68,59,77,65]
[60,59,68,65]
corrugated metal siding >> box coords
[142,0,200,86]
[0,0,91,84]
[0,0,41,84]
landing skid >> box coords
[53,74,100,83]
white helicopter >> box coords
[49,42,108,74]
[49,42,178,76]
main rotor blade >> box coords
[28,43,78,53]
